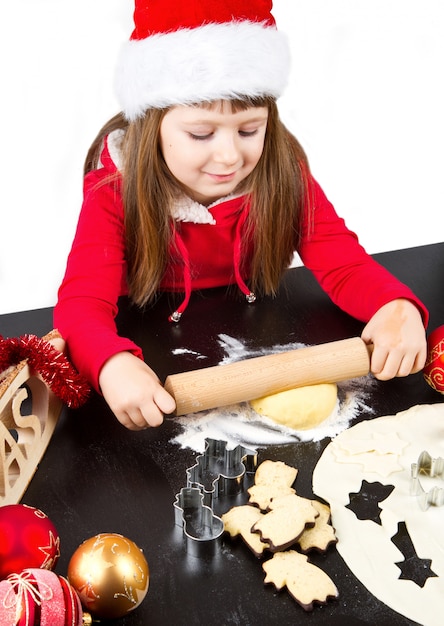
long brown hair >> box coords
[84,98,311,307]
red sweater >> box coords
[54,137,428,390]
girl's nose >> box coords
[213,133,240,165]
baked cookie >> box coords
[221,504,270,557]
[296,500,337,553]
[263,550,339,611]
[248,459,298,511]
[251,493,318,552]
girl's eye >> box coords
[188,129,259,140]
[189,133,212,141]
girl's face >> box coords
[159,101,268,205]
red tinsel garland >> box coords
[0,334,90,408]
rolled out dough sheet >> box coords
[313,403,444,626]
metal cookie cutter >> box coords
[173,487,224,558]
[411,450,444,511]
[186,438,258,507]
[174,438,257,557]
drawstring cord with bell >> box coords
[168,232,192,322]
[233,209,256,304]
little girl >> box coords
[54,1,427,430]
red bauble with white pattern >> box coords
[0,568,84,625]
[0,505,60,580]
[423,324,444,393]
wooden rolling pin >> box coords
[164,336,372,416]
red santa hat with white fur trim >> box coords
[115,0,291,121]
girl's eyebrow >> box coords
[182,114,268,126]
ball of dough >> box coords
[250,384,338,430]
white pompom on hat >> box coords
[115,0,291,121]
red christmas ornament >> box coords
[0,505,60,580]
[423,325,444,393]
[0,568,88,625]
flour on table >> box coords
[171,334,376,452]
[171,348,207,359]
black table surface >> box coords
[1,242,444,625]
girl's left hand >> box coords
[361,298,427,380]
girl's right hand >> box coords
[98,351,176,430]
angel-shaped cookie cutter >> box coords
[410,450,444,511]
[174,438,257,556]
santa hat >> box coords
[115,0,291,121]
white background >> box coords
[0,1,442,315]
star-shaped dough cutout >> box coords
[392,521,438,588]
[334,451,403,476]
[331,431,407,476]
[337,431,407,456]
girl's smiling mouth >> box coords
[206,171,237,182]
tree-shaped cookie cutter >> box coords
[411,450,444,511]
[174,438,257,557]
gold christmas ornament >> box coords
[67,533,149,620]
